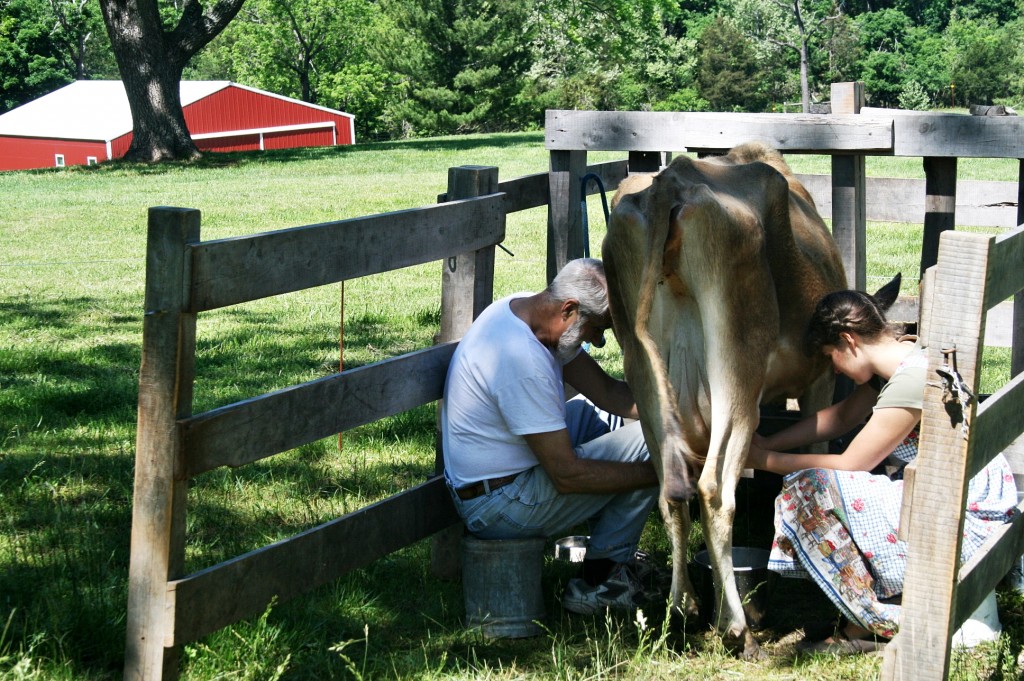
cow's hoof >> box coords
[723,630,767,661]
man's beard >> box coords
[555,317,585,363]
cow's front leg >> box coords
[697,428,765,660]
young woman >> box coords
[746,285,1017,653]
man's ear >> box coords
[561,299,579,320]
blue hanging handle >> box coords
[580,173,610,259]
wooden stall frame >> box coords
[124,159,634,681]
[127,93,1024,679]
[881,224,1024,680]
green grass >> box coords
[1,132,1021,680]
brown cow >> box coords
[602,142,846,658]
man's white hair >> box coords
[548,258,608,319]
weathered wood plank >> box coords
[545,110,894,153]
[189,195,506,311]
[967,371,1024,482]
[984,226,1024,309]
[434,166,496,580]
[887,114,1024,158]
[1015,162,1024,378]
[547,150,587,282]
[437,160,629,213]
[831,155,866,290]
[885,231,989,681]
[125,208,200,681]
[919,157,958,278]
[441,167,499,343]
[955,506,1024,628]
[165,476,460,646]
[181,343,456,478]
[798,175,1020,228]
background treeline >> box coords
[2,0,1023,141]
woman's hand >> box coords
[747,434,768,470]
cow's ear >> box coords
[873,273,902,312]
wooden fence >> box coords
[123,161,644,680]
[128,84,1024,679]
[881,225,1024,680]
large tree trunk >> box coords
[99,0,245,163]
[100,0,198,162]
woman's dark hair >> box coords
[803,289,894,356]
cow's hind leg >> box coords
[697,418,766,661]
[661,494,699,621]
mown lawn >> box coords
[1,132,1021,680]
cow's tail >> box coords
[633,170,695,497]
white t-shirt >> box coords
[441,294,573,487]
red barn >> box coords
[0,81,356,171]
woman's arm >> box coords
[758,382,879,453]
[750,405,920,476]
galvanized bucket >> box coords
[462,535,545,638]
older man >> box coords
[441,258,659,614]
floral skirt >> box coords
[768,455,1017,637]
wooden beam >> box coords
[919,157,957,279]
[545,110,893,154]
[547,150,587,282]
[889,114,1024,158]
[831,155,867,290]
[124,207,200,681]
[181,343,457,478]
[165,476,460,646]
[434,165,499,579]
[968,367,1024,482]
[1014,159,1024,378]
[441,167,499,342]
[955,510,1024,630]
[885,230,989,681]
[189,196,506,311]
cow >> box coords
[602,142,847,658]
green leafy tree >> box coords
[47,0,114,79]
[945,13,1012,106]
[377,0,534,136]
[2,0,68,112]
[696,15,771,111]
[525,0,691,115]
[903,24,948,104]
[854,8,911,106]
[221,0,376,105]
[733,0,841,112]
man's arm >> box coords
[523,428,657,494]
[562,352,638,419]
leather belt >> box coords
[454,473,520,500]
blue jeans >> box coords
[448,397,657,564]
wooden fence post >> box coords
[830,82,867,290]
[124,207,199,681]
[1013,160,1024,379]
[432,165,500,580]
[919,156,958,278]
[547,150,587,283]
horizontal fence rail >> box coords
[188,194,506,311]
[181,342,457,478]
[546,110,894,154]
[165,476,458,646]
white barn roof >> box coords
[0,81,232,141]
